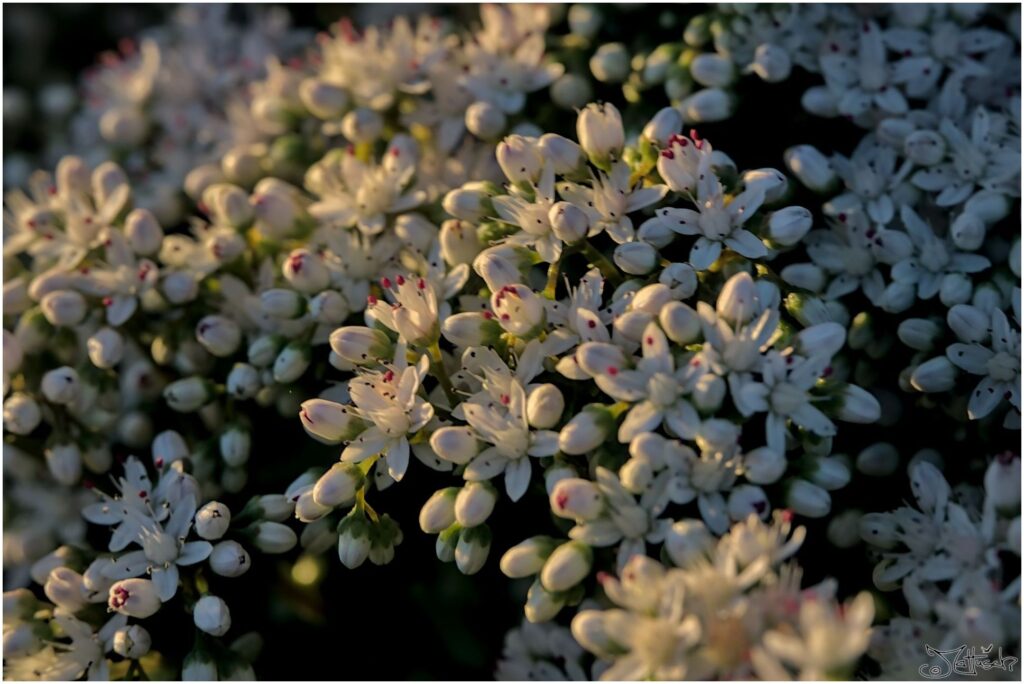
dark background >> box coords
[4,4,1019,680]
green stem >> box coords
[428,342,459,409]
[543,243,581,300]
[580,239,623,286]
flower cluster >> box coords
[2,3,1020,681]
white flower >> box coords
[731,350,837,454]
[911,108,1021,206]
[655,152,767,269]
[946,307,1021,423]
[341,351,434,483]
[884,205,990,308]
[458,346,559,501]
[752,591,874,680]
[579,321,703,442]
[367,273,440,347]
[816,20,908,122]
[100,495,212,601]
[307,148,426,236]
[558,161,668,244]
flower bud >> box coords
[589,42,630,83]
[910,357,957,393]
[613,241,657,275]
[897,318,941,351]
[86,327,125,369]
[750,43,792,82]
[558,405,613,455]
[728,485,770,521]
[112,625,151,659]
[261,289,305,319]
[40,290,87,326]
[193,595,231,636]
[577,102,624,164]
[837,384,882,423]
[692,373,726,412]
[525,578,564,623]
[182,649,217,681]
[218,426,250,467]
[162,271,199,304]
[184,164,223,201]
[100,106,148,146]
[526,384,564,429]
[108,578,161,618]
[939,273,973,307]
[950,212,986,251]
[768,206,813,246]
[330,326,392,365]
[496,135,543,184]
[690,54,734,87]
[642,107,683,147]
[299,77,348,119]
[540,541,592,592]
[309,290,349,325]
[313,462,365,508]
[946,304,988,343]
[441,312,503,347]
[293,489,330,522]
[419,487,459,533]
[439,220,484,265]
[337,517,371,570]
[785,479,831,518]
[203,183,253,228]
[500,536,557,578]
[41,366,80,404]
[964,191,1010,224]
[45,443,82,485]
[985,453,1021,512]
[492,284,546,337]
[659,301,701,344]
[226,363,261,400]
[856,443,899,477]
[282,249,330,293]
[45,567,87,612]
[195,316,242,357]
[783,145,836,193]
[456,525,492,575]
[455,481,497,527]
[430,426,479,465]
[717,272,758,325]
[252,522,297,554]
[341,107,383,143]
[741,446,786,483]
[150,430,188,468]
[538,134,585,174]
[679,88,734,122]
[465,101,506,140]
[123,208,164,256]
[195,502,231,540]
[443,183,495,222]
[273,341,312,384]
[664,519,714,567]
[299,399,364,444]
[549,202,589,243]
[209,540,251,577]
[164,377,213,412]
[808,457,851,491]
[549,478,603,520]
